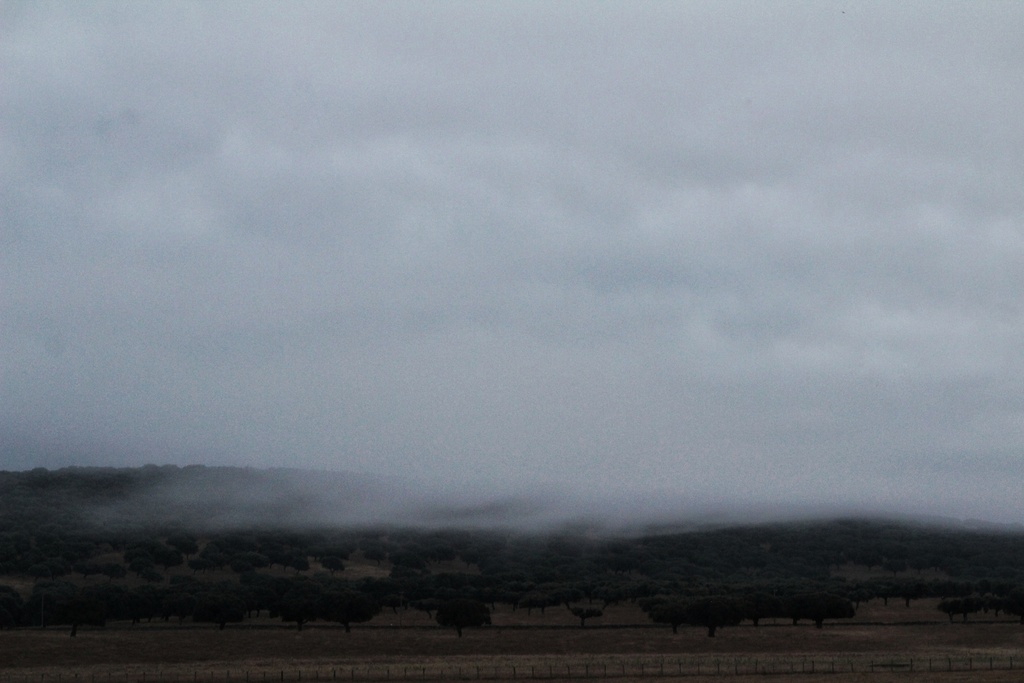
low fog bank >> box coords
[4,464,1016,535]
[75,467,879,533]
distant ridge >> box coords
[1,464,1020,534]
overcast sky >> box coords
[3,1,1024,524]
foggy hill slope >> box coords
[3,465,1018,536]
[0,465,588,532]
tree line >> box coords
[2,466,1024,637]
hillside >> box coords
[1,465,1023,636]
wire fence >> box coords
[3,655,1021,682]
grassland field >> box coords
[2,597,1023,682]
[4,530,1024,682]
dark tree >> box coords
[237,573,282,618]
[937,597,981,623]
[682,596,744,637]
[153,546,184,571]
[742,593,785,627]
[27,563,53,580]
[787,593,855,629]
[288,554,310,574]
[79,584,128,622]
[162,592,198,623]
[165,533,199,557]
[647,600,688,634]
[390,550,428,572]
[74,562,103,580]
[1001,590,1024,624]
[435,598,490,637]
[139,567,164,583]
[883,558,908,576]
[322,590,379,632]
[321,556,345,575]
[410,597,442,619]
[377,592,404,614]
[128,557,155,576]
[192,593,245,630]
[361,544,387,566]
[0,586,24,629]
[101,563,127,581]
[124,586,163,624]
[54,596,106,637]
[230,558,254,574]
[898,580,927,608]
[570,606,603,628]
[188,557,215,574]
[550,586,583,609]
[938,598,964,622]
[519,591,555,616]
[279,580,323,631]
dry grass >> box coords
[5,563,1024,681]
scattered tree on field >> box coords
[647,599,689,634]
[322,590,379,632]
[742,593,785,626]
[570,606,603,628]
[1001,590,1024,624]
[279,581,323,631]
[321,556,345,575]
[54,596,106,637]
[192,593,245,630]
[436,598,490,637]
[681,596,744,637]
[787,593,855,628]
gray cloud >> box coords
[3,1,1024,524]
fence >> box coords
[2,655,1021,682]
